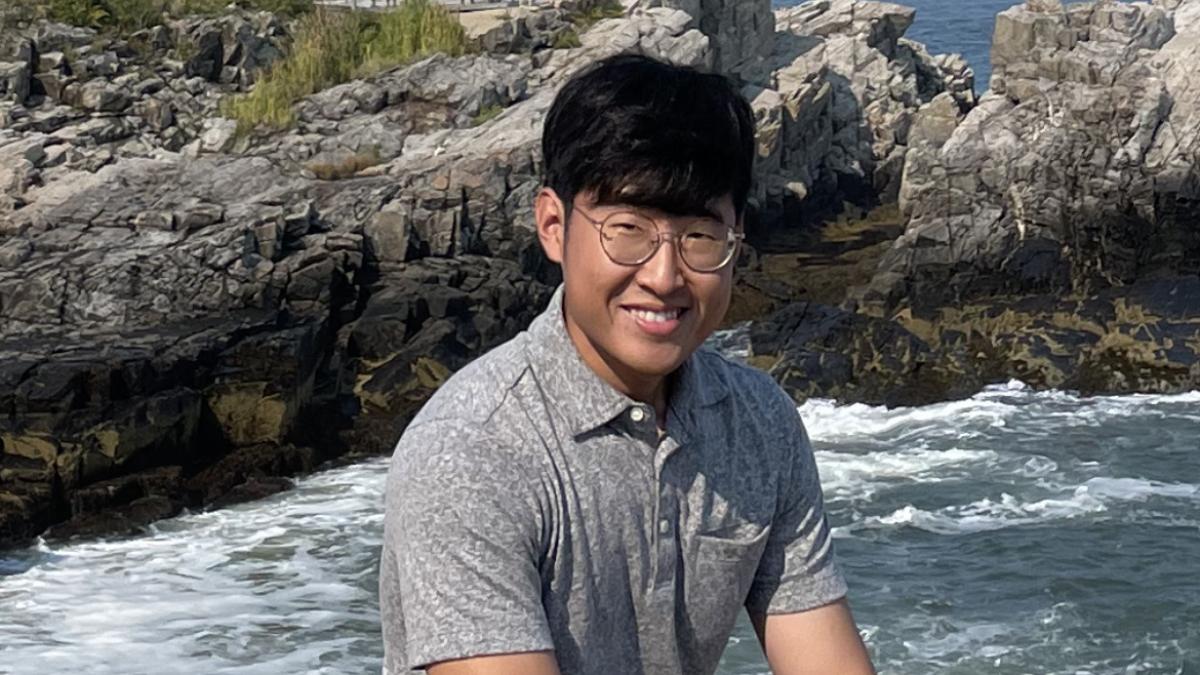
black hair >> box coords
[541,54,756,219]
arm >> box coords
[744,397,876,674]
[381,422,558,673]
[427,651,562,675]
[749,599,875,675]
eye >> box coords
[602,214,653,237]
[684,220,729,241]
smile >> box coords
[627,307,684,323]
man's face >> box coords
[535,188,739,392]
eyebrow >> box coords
[592,201,726,222]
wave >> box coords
[0,459,390,675]
[816,446,1001,500]
[838,476,1200,536]
[799,381,1200,443]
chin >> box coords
[617,344,690,377]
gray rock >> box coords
[739,0,975,220]
[857,0,1200,313]
[777,0,915,56]
[79,81,131,112]
[624,0,772,75]
[0,1,991,549]
[0,61,31,104]
[199,118,238,153]
[0,238,33,268]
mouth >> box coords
[622,305,690,336]
[626,307,685,323]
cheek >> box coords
[691,279,733,336]
[696,274,733,311]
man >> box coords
[380,54,875,675]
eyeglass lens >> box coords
[599,213,735,271]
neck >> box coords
[562,309,671,422]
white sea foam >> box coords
[1078,477,1200,501]
[799,384,1200,445]
[0,458,390,675]
[816,446,1000,500]
[841,475,1200,536]
[798,396,1020,443]
[845,490,1108,536]
[901,621,1014,660]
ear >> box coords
[731,214,746,278]
[535,187,567,265]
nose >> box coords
[635,233,686,296]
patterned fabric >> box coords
[380,286,846,675]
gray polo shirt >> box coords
[380,287,846,674]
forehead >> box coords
[583,191,736,223]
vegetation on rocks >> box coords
[471,103,503,126]
[553,0,622,48]
[568,0,623,31]
[2,0,312,32]
[359,0,469,72]
[304,147,382,180]
[223,0,469,133]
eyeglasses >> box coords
[574,207,744,273]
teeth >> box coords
[629,308,682,323]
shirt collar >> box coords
[525,286,729,439]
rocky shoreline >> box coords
[2,0,1197,549]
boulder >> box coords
[623,0,774,75]
[857,0,1200,314]
[754,275,1200,405]
[749,299,986,406]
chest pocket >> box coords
[680,521,771,670]
[693,521,771,563]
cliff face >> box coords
[857,0,1200,312]
[720,0,976,230]
[745,0,1200,410]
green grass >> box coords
[22,0,312,33]
[224,8,364,131]
[552,28,581,49]
[223,0,469,134]
[568,0,623,32]
[359,0,468,74]
[471,103,503,126]
[550,0,622,50]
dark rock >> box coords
[749,300,984,406]
[185,444,315,504]
[45,495,181,541]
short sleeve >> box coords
[745,405,847,617]
[379,421,554,671]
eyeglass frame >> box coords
[572,206,745,273]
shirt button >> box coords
[658,519,670,535]
[630,407,646,423]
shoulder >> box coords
[385,408,541,523]
[408,331,534,430]
[388,332,541,482]
[692,347,800,422]
[689,348,810,477]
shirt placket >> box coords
[629,407,680,594]
[652,435,681,592]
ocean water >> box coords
[775,0,1027,90]
[2,379,1198,674]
